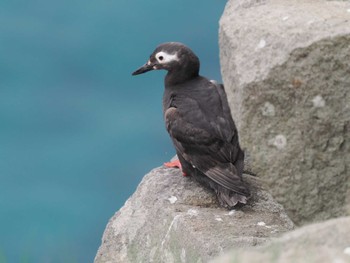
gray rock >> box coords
[211,216,350,263]
[219,0,350,225]
[94,166,294,263]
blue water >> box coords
[0,1,226,262]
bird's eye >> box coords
[158,56,164,61]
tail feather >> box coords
[190,168,250,208]
[216,186,248,208]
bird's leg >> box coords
[164,159,187,176]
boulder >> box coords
[219,0,350,225]
[211,216,350,263]
[94,166,294,263]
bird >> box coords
[132,42,250,208]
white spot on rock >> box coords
[257,221,272,229]
[344,247,350,255]
[347,9,350,13]
[261,102,275,117]
[307,20,315,25]
[228,210,235,216]
[215,217,223,222]
[187,209,198,217]
[168,196,178,204]
[312,95,326,108]
[282,16,289,21]
[269,134,287,150]
[257,39,266,49]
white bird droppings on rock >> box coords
[257,221,266,226]
[344,247,350,256]
[257,39,266,49]
[187,209,199,217]
[312,95,326,108]
[215,217,223,222]
[257,221,273,229]
[282,16,289,21]
[347,9,350,13]
[261,101,275,117]
[168,196,178,204]
[307,20,315,25]
[228,210,235,216]
[269,134,287,150]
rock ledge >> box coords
[95,166,294,263]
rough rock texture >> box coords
[94,166,294,263]
[211,216,350,263]
[219,0,350,225]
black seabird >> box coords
[132,42,250,207]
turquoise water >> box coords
[0,1,226,262]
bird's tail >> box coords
[190,167,250,208]
[216,186,249,208]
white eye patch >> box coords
[155,51,179,64]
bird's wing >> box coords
[214,83,237,141]
[165,94,248,195]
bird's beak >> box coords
[132,61,155,76]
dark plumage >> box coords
[132,42,250,207]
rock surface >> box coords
[211,216,350,263]
[94,166,294,263]
[219,0,350,225]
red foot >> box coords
[164,159,182,169]
[163,159,188,176]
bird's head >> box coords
[132,42,200,79]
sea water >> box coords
[0,0,226,262]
